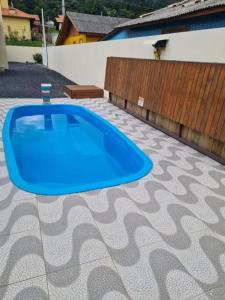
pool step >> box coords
[65,85,104,99]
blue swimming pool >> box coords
[3,105,153,195]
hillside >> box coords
[12,0,182,20]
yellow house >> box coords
[56,11,129,45]
[0,0,34,40]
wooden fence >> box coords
[105,57,225,163]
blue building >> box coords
[104,0,225,41]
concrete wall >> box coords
[0,5,8,70]
[6,46,41,63]
[47,28,225,88]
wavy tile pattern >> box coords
[0,98,225,300]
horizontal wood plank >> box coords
[65,85,104,99]
[105,57,225,143]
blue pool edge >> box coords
[2,104,153,196]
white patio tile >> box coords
[0,98,225,300]
[0,275,48,300]
[0,229,45,286]
[85,187,161,251]
[113,228,225,300]
[190,293,210,300]
[47,257,129,300]
[0,181,35,203]
[0,198,39,236]
[38,195,110,273]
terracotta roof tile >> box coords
[55,15,64,23]
[2,8,34,19]
[30,14,40,22]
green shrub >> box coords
[9,30,19,41]
[33,53,42,64]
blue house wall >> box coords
[108,12,225,40]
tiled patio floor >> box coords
[0,98,225,300]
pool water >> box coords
[3,105,153,195]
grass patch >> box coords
[6,39,43,47]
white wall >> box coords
[47,28,225,88]
[6,46,42,63]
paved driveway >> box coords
[0,98,225,299]
[0,63,74,98]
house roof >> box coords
[55,15,64,24]
[66,11,130,35]
[1,7,35,19]
[30,14,40,22]
[115,0,225,29]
